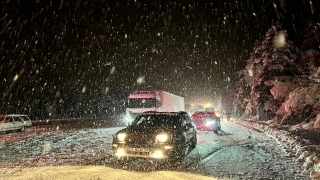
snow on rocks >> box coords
[314,114,320,129]
[237,119,320,179]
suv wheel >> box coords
[171,141,187,162]
[190,134,197,149]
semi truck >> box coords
[124,90,185,124]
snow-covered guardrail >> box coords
[31,118,84,125]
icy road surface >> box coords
[0,120,307,179]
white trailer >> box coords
[124,90,185,124]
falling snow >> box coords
[0,0,319,179]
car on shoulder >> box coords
[0,114,32,133]
[112,111,197,162]
[191,111,220,131]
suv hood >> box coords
[119,126,176,135]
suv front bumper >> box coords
[112,143,175,159]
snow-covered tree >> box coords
[235,24,302,120]
[274,21,320,125]
[300,22,320,76]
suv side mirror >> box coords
[186,123,193,128]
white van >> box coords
[0,114,32,133]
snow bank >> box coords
[237,120,320,179]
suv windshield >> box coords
[131,114,182,128]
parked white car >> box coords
[0,114,32,133]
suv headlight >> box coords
[156,134,168,143]
[117,133,126,142]
[206,121,215,126]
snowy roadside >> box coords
[0,120,311,179]
[237,119,320,179]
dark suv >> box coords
[112,111,197,161]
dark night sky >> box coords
[0,0,319,106]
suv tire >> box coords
[170,140,186,162]
[190,134,197,149]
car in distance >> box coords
[191,111,220,131]
[0,114,32,133]
[112,111,197,162]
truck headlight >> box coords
[117,133,126,142]
[125,117,134,122]
[156,134,168,143]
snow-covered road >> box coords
[0,120,308,179]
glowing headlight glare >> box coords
[115,148,126,157]
[206,121,215,126]
[117,133,126,142]
[151,150,164,158]
[125,117,134,122]
[156,134,168,143]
